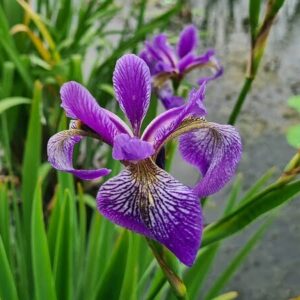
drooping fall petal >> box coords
[47,130,111,180]
[179,122,242,197]
[97,159,203,266]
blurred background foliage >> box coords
[0,0,300,300]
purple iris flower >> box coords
[47,54,241,266]
[140,25,223,93]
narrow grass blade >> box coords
[22,81,42,233]
[0,184,10,262]
[92,230,129,300]
[53,190,75,300]
[17,0,60,62]
[204,219,272,300]
[0,6,33,88]
[55,0,71,41]
[11,24,52,63]
[74,183,87,299]
[202,180,300,247]
[249,0,261,39]
[0,236,18,300]
[211,291,238,300]
[83,215,117,300]
[119,233,139,300]
[0,97,31,114]
[238,167,275,206]
[31,181,57,300]
[47,185,62,263]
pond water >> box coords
[171,0,300,299]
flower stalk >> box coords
[228,0,286,125]
[146,238,187,299]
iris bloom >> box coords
[47,54,241,266]
[140,25,223,92]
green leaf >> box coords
[83,215,117,300]
[184,245,219,300]
[53,190,74,300]
[119,233,139,300]
[204,219,272,300]
[0,236,18,300]
[286,124,300,148]
[287,95,300,113]
[0,97,31,114]
[238,167,275,206]
[249,0,261,39]
[0,6,33,88]
[92,231,129,300]
[211,291,238,300]
[74,184,87,299]
[31,181,57,300]
[202,181,300,247]
[22,81,43,234]
[0,184,10,261]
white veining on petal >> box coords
[97,159,203,266]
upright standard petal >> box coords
[112,134,154,162]
[47,130,111,180]
[113,54,151,136]
[179,123,242,197]
[60,81,125,145]
[177,25,198,58]
[97,159,203,266]
[142,83,207,150]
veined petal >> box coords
[142,83,207,150]
[113,54,151,135]
[112,134,154,162]
[145,34,177,69]
[97,159,203,266]
[177,25,198,58]
[61,81,126,145]
[47,130,111,180]
[179,123,242,197]
[178,49,215,74]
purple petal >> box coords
[161,95,185,110]
[157,81,185,109]
[178,49,215,74]
[179,123,242,197]
[61,81,127,145]
[112,134,154,162]
[47,130,111,180]
[145,34,177,69]
[177,25,198,58]
[97,160,203,266]
[142,83,207,150]
[197,61,224,85]
[113,54,151,135]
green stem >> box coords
[146,239,187,299]
[228,77,253,125]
